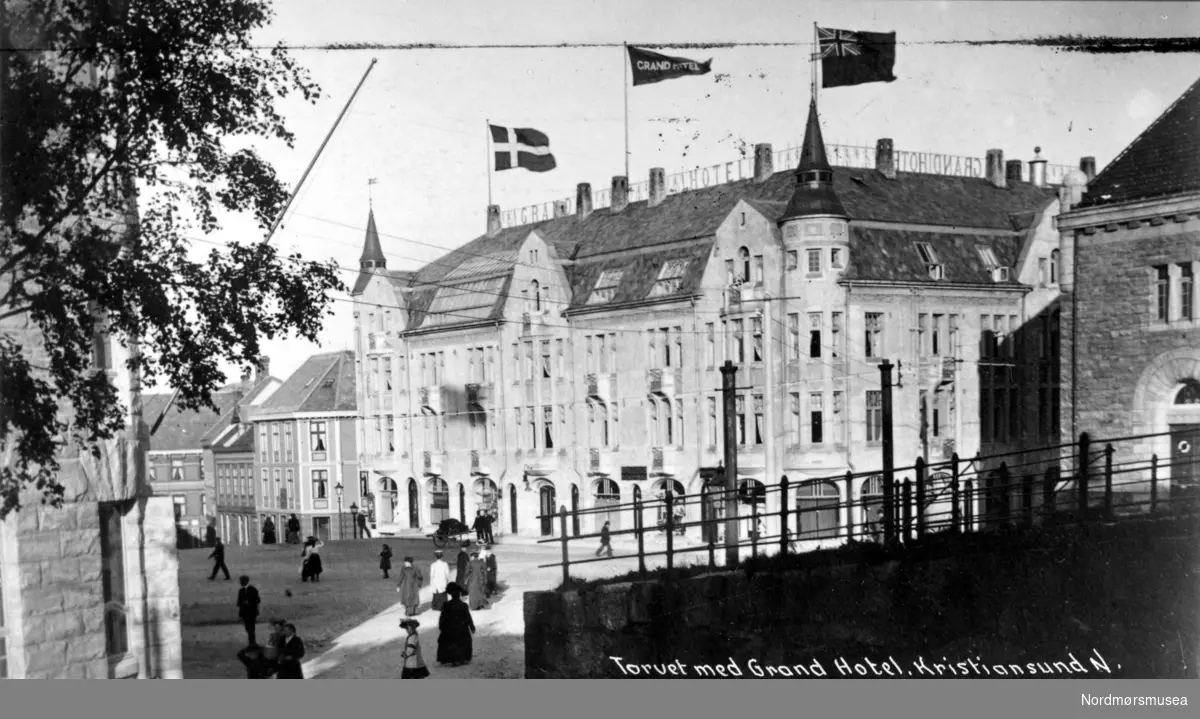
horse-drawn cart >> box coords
[427,518,472,549]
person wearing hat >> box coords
[276,623,306,679]
[398,619,429,679]
[235,575,261,646]
[263,619,286,675]
[465,549,488,610]
[395,556,424,617]
[429,550,451,611]
[236,642,273,679]
[436,582,475,667]
[454,542,470,588]
[300,536,324,582]
[379,543,394,579]
[482,544,498,597]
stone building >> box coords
[1057,75,1200,496]
[250,351,362,542]
[205,361,282,547]
[352,101,1079,543]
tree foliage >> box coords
[0,0,344,517]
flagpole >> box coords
[623,43,630,179]
[486,119,492,206]
[812,22,819,108]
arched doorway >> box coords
[701,476,725,544]
[1170,380,1200,496]
[860,475,884,541]
[475,478,499,527]
[458,483,466,524]
[508,483,518,534]
[538,483,557,537]
[428,478,448,525]
[796,480,839,540]
[408,478,420,529]
[570,485,580,536]
[653,479,686,526]
[593,478,621,532]
[737,478,766,538]
[378,478,398,524]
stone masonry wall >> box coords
[525,519,1199,679]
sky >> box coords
[184,0,1200,389]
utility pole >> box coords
[720,360,740,567]
[880,360,896,544]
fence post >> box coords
[915,458,927,539]
[1149,455,1158,514]
[708,534,716,569]
[750,497,759,559]
[998,462,1011,527]
[1023,474,1034,527]
[1078,432,1091,525]
[665,490,675,573]
[844,472,855,540]
[559,506,570,587]
[779,476,790,555]
[1104,443,1115,516]
[1043,466,1056,522]
[635,498,646,578]
[901,480,913,544]
[964,480,974,531]
[950,453,961,532]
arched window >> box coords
[860,475,884,540]
[458,483,466,523]
[429,478,448,525]
[1049,249,1060,285]
[531,280,541,312]
[653,479,686,523]
[594,478,621,532]
[1176,379,1200,405]
[738,246,751,283]
[475,477,499,518]
[795,481,839,540]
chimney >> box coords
[576,183,593,220]
[486,204,501,237]
[753,144,774,183]
[1005,159,1023,187]
[1080,156,1096,183]
[610,176,629,212]
[255,355,269,380]
[1029,146,1047,188]
[875,138,896,180]
[553,200,570,218]
[986,149,1005,188]
[240,367,253,392]
[649,167,666,207]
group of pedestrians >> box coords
[234,575,307,679]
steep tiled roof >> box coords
[211,424,255,454]
[842,227,1024,285]
[257,350,357,415]
[146,387,244,452]
[352,267,416,296]
[1081,76,1200,208]
[199,374,280,446]
[395,158,1055,331]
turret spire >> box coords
[359,208,386,270]
[778,100,848,223]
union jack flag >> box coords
[819,27,861,57]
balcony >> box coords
[650,447,680,476]
[419,386,443,414]
[466,382,494,406]
[423,450,445,476]
[585,372,615,402]
[647,368,682,396]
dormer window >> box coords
[587,269,624,305]
[648,259,691,298]
[915,243,939,265]
[977,246,1001,269]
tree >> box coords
[0,0,344,518]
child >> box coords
[236,644,272,679]
[399,619,429,678]
[379,543,393,579]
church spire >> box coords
[778,99,848,223]
[359,208,386,270]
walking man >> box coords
[482,511,496,545]
[209,538,231,580]
[236,575,261,646]
[357,511,372,538]
[595,520,613,557]
[429,550,451,611]
[276,623,306,679]
[472,510,486,543]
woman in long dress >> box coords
[300,537,324,582]
[465,551,489,610]
[399,619,429,679]
[436,583,475,667]
[395,556,424,617]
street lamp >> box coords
[349,502,359,540]
[335,481,344,540]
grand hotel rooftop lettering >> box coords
[499,143,1075,228]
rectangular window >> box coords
[830,248,843,269]
[661,328,672,368]
[725,259,736,284]
[647,329,657,368]
[735,395,747,445]
[865,312,883,358]
[99,502,128,657]
[918,313,928,356]
[931,314,943,356]
[261,469,269,508]
[312,470,328,501]
[866,391,883,442]
[949,314,959,353]
[526,406,536,449]
[753,395,764,445]
[543,406,555,450]
[751,318,763,362]
[753,255,764,283]
[1181,264,1194,321]
[273,469,281,508]
[585,336,595,374]
[809,312,822,359]
[1156,265,1170,322]
[810,393,824,445]
[833,390,844,443]
[541,340,552,379]
[258,426,267,461]
[1038,258,1048,287]
[733,319,745,363]
[374,417,383,454]
[706,323,716,367]
[310,421,327,452]
[831,312,842,358]
[649,259,690,297]
[980,315,993,359]
[790,393,801,444]
[171,458,184,482]
[915,243,938,264]
[201,493,207,517]
[284,424,292,461]
[387,416,395,452]
[786,250,799,271]
[271,423,280,462]
[173,494,186,520]
[524,341,535,380]
[286,469,295,509]
[807,248,822,274]
[977,246,1000,268]
[556,339,565,375]
[707,397,718,447]
[485,346,495,383]
[787,313,800,361]
[674,327,683,369]
[609,333,617,373]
